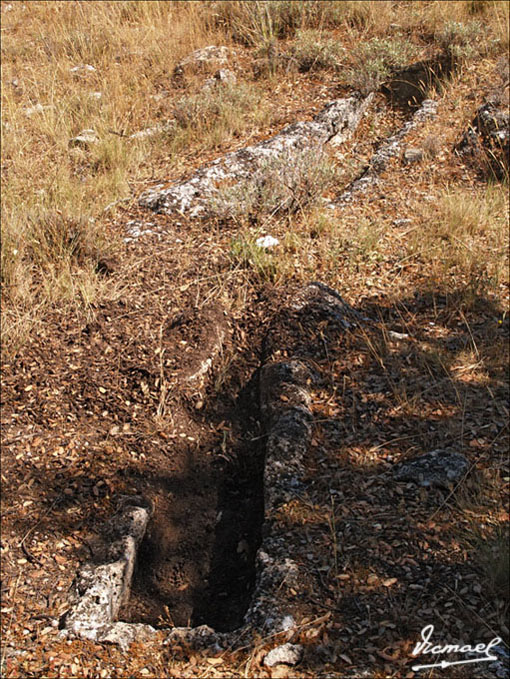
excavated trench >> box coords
[119,370,265,633]
[62,59,460,644]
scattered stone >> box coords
[89,91,102,100]
[70,64,96,75]
[256,235,279,249]
[185,326,225,385]
[129,121,175,140]
[69,129,99,148]
[100,622,157,652]
[264,643,304,667]
[403,147,423,164]
[139,95,373,219]
[124,220,159,242]
[387,330,410,341]
[202,68,237,90]
[280,615,296,631]
[173,46,235,82]
[150,90,170,102]
[24,103,46,117]
[289,281,365,325]
[393,450,469,488]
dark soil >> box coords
[120,369,265,631]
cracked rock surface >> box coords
[337,99,437,203]
[393,449,469,488]
[264,642,304,667]
[138,95,373,219]
[63,497,153,645]
[456,90,509,179]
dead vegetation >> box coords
[1,1,509,677]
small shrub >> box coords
[422,134,442,159]
[228,236,278,281]
[210,146,338,221]
[290,29,345,72]
[345,37,421,94]
[212,0,346,48]
[436,20,495,60]
[173,83,265,139]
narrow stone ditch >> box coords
[120,372,265,633]
[191,374,265,632]
[60,287,333,658]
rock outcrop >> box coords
[173,46,236,85]
[139,95,373,219]
[337,99,437,203]
[456,88,509,179]
[393,449,469,489]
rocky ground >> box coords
[1,3,509,678]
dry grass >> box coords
[408,186,509,306]
[0,1,269,353]
[2,0,508,356]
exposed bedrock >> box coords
[456,88,509,179]
[138,94,373,219]
[337,98,438,203]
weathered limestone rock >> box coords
[139,95,373,219]
[259,360,313,510]
[456,90,509,179]
[129,120,176,140]
[70,64,96,75]
[338,99,437,203]
[256,235,279,249]
[202,68,237,91]
[24,103,47,117]
[247,283,359,634]
[63,497,153,644]
[264,643,304,667]
[403,147,424,164]
[69,129,99,148]
[100,622,158,652]
[173,46,235,81]
[393,450,469,489]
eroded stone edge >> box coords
[62,497,154,647]
[138,94,374,220]
[337,99,438,203]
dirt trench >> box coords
[118,337,266,632]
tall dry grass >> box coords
[1,1,249,354]
[1,0,508,356]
